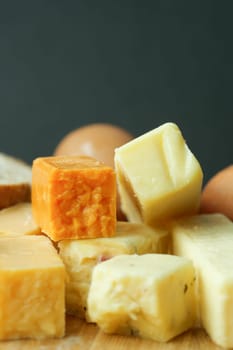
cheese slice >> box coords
[0,203,40,236]
[0,235,65,340]
[88,254,197,342]
[114,122,203,227]
[172,214,233,348]
[32,156,116,241]
[58,221,169,320]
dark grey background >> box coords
[0,1,232,184]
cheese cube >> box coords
[172,214,233,348]
[32,156,116,241]
[0,235,65,340]
[0,203,40,236]
[115,122,203,227]
[58,221,169,320]
[88,254,197,342]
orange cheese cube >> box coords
[32,156,116,241]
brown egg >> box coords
[200,165,233,220]
[54,123,134,220]
[54,123,133,167]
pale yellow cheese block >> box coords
[0,235,65,340]
[58,221,169,320]
[0,203,41,236]
[114,122,203,227]
[172,214,233,349]
[88,254,197,342]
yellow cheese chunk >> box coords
[0,203,41,236]
[0,235,65,340]
[172,214,233,348]
[115,122,203,227]
[58,221,169,320]
[88,254,197,342]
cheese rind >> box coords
[0,203,41,236]
[115,122,203,227]
[32,156,116,241]
[88,254,197,342]
[58,221,169,320]
[0,235,65,340]
[0,152,32,210]
[172,214,233,348]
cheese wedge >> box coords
[58,221,169,320]
[0,235,65,340]
[115,122,203,227]
[88,254,197,342]
[0,203,40,236]
[172,214,233,348]
[32,156,116,241]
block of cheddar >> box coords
[172,214,233,349]
[88,254,197,342]
[32,156,116,241]
[115,122,203,227]
[58,221,169,320]
[0,203,40,236]
[0,235,65,340]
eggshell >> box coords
[54,123,134,220]
[200,165,233,220]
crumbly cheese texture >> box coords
[172,214,233,349]
[0,203,41,236]
[58,221,169,320]
[0,235,65,340]
[88,254,197,342]
[115,122,203,227]
[32,156,116,241]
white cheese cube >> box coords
[58,221,168,320]
[172,213,233,348]
[114,122,203,227]
[88,254,197,342]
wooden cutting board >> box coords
[0,316,222,350]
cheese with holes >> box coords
[172,214,233,349]
[0,235,65,340]
[58,221,169,320]
[32,156,116,241]
[88,254,197,342]
[0,203,40,236]
[114,122,203,227]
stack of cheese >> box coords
[86,122,203,342]
[1,122,233,349]
[31,153,170,323]
[30,122,203,343]
[0,154,65,340]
